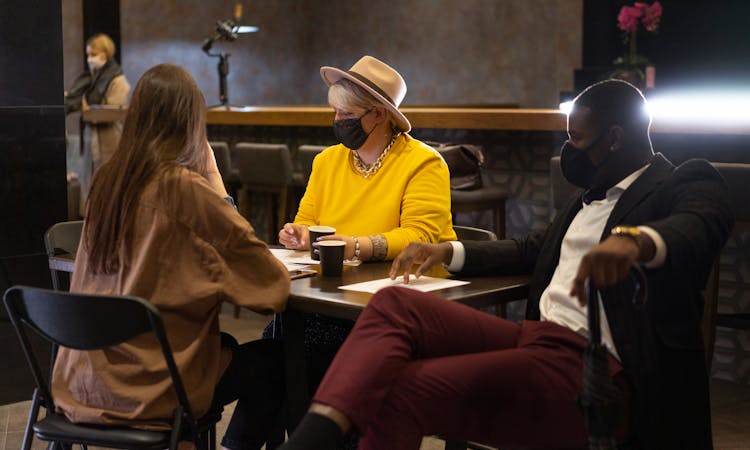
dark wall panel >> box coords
[0,0,65,404]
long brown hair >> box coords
[84,63,209,274]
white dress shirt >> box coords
[447,165,667,359]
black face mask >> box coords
[559,134,610,189]
[333,111,373,150]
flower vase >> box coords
[611,29,647,89]
[611,66,646,90]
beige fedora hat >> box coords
[320,55,411,132]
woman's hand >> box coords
[389,242,453,283]
[279,223,310,250]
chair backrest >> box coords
[44,221,84,290]
[3,285,196,424]
[712,162,750,224]
[297,145,326,184]
[233,142,294,186]
[209,141,232,181]
[687,163,750,369]
[549,156,580,215]
[453,225,498,241]
[44,221,83,257]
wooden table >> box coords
[46,250,532,434]
[282,261,531,429]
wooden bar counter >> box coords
[83,105,750,135]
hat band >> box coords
[347,70,395,106]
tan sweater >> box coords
[52,167,290,429]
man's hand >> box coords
[570,235,641,306]
[390,242,453,284]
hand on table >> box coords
[389,242,453,284]
[279,223,309,250]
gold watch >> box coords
[611,225,641,241]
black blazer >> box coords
[460,154,734,449]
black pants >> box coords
[212,333,285,450]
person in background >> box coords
[65,33,130,217]
[53,64,290,450]
[279,79,734,450]
[274,55,456,445]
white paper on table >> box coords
[269,247,362,267]
[270,248,319,265]
[339,276,470,294]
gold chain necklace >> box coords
[352,133,399,179]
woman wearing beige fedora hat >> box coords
[274,57,456,438]
[279,55,456,261]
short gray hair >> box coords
[328,79,397,131]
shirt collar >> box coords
[584,163,651,204]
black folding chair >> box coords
[44,220,83,291]
[3,285,221,450]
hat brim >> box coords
[320,66,411,133]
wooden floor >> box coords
[2,306,748,449]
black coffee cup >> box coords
[308,225,336,261]
[318,240,346,277]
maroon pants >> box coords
[313,286,627,450]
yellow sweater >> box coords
[295,134,456,260]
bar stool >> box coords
[450,176,508,239]
[293,144,326,204]
[296,145,327,185]
[209,141,240,197]
[233,142,295,243]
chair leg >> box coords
[266,192,276,244]
[493,200,506,239]
[278,187,288,241]
[237,186,253,223]
[702,258,720,370]
[22,389,41,450]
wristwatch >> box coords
[610,225,642,246]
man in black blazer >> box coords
[279,80,734,450]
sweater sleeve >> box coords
[181,172,291,314]
[294,149,323,227]
[382,151,456,259]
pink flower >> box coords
[641,1,663,32]
[617,5,642,32]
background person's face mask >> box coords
[87,55,106,72]
[333,110,373,150]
